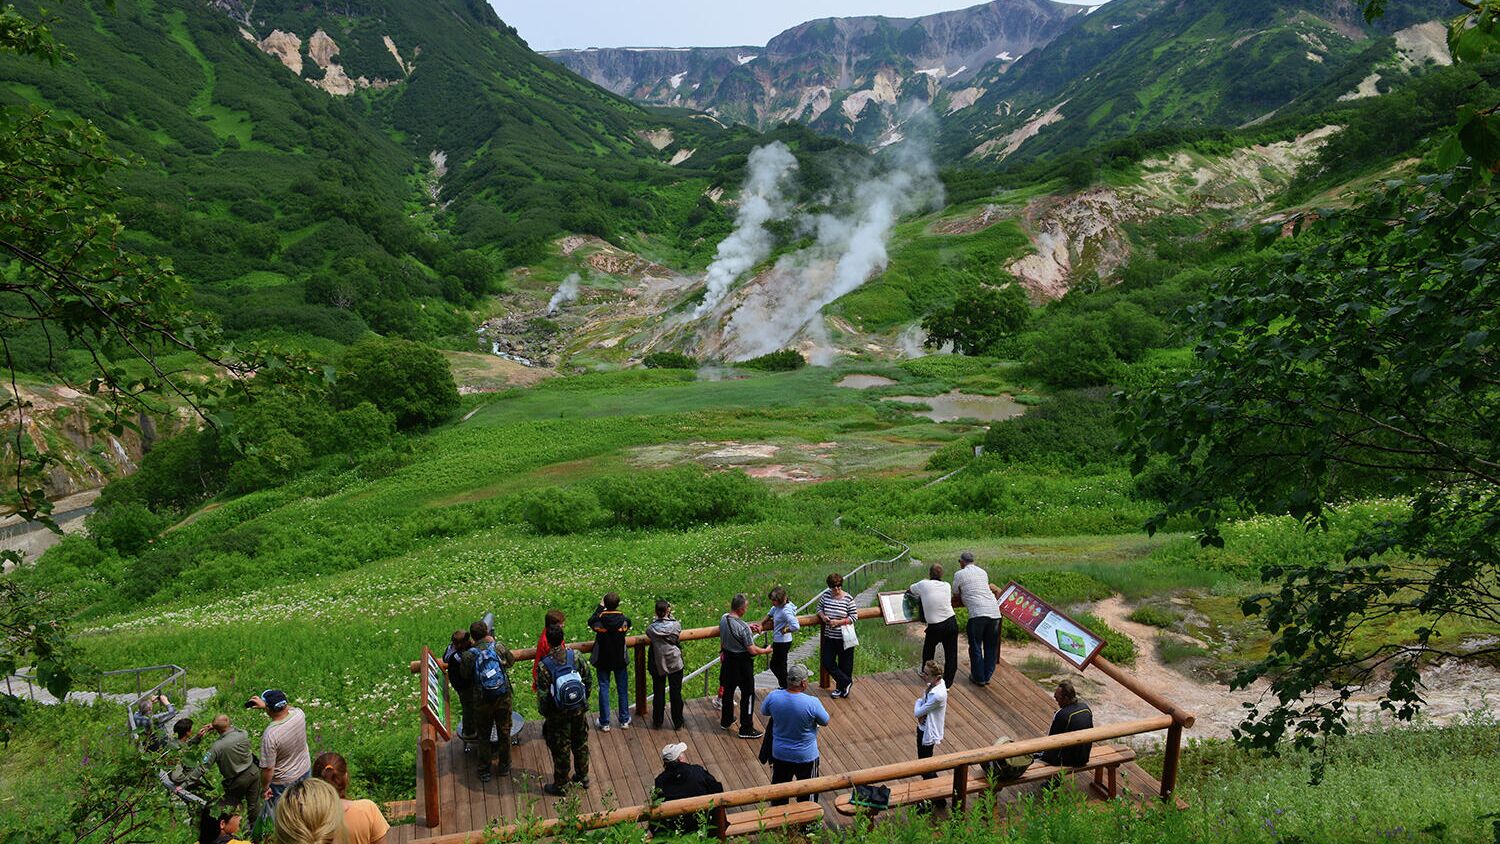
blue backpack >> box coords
[543,651,587,713]
[470,645,511,698]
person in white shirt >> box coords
[913,660,948,785]
[952,551,1003,686]
[907,564,958,688]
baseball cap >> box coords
[661,742,688,763]
[262,689,289,712]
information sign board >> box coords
[420,646,451,740]
[878,590,922,625]
[996,582,1106,669]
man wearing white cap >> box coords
[650,741,723,836]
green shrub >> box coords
[925,438,980,471]
[1023,315,1122,387]
[898,355,1001,381]
[84,503,168,557]
[738,349,805,372]
[1156,635,1208,665]
[1103,301,1167,363]
[520,487,605,535]
[1128,455,1184,501]
[1074,612,1136,665]
[1013,570,1114,605]
[921,281,1031,355]
[642,351,698,370]
[594,467,766,530]
[98,428,224,513]
[1126,604,1182,629]
[982,389,1120,468]
[335,336,460,430]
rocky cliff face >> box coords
[0,385,183,501]
[545,0,1088,145]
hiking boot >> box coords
[543,783,566,797]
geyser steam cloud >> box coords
[548,273,582,314]
[718,135,944,361]
[692,142,799,318]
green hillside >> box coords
[0,0,846,364]
[943,0,1454,162]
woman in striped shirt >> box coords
[817,573,860,698]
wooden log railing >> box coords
[416,612,1196,803]
[419,607,886,720]
[415,715,1177,843]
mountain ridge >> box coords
[546,0,1090,145]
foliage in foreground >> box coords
[1123,172,1500,757]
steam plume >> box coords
[718,135,943,362]
[548,273,582,314]
[693,142,799,318]
[897,324,928,359]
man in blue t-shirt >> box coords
[759,664,831,805]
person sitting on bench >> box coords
[1037,680,1092,766]
[649,742,723,837]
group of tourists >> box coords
[145,688,389,844]
[431,550,1093,816]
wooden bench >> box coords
[381,799,416,823]
[834,744,1137,816]
[716,801,825,840]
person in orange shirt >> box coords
[313,752,389,844]
[532,609,566,690]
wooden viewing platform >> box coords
[395,656,1174,842]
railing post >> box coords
[713,805,728,842]
[1160,723,1182,802]
[818,631,831,690]
[634,642,648,718]
[952,763,967,812]
[421,720,441,828]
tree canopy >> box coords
[922,281,1030,356]
[335,336,460,430]
[1124,167,1499,761]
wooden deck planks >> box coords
[408,664,1172,838]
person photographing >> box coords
[246,689,310,805]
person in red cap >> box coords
[248,689,310,805]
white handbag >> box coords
[840,621,859,649]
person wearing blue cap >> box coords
[248,689,310,805]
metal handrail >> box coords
[675,520,911,698]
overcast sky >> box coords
[493,0,1106,52]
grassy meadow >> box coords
[4,359,1495,839]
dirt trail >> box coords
[1004,596,1500,743]
[1067,596,1270,736]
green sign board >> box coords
[421,647,451,740]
